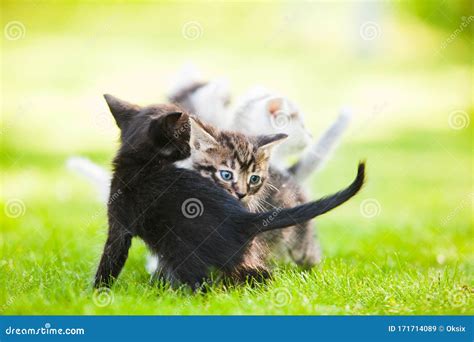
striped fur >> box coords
[174,117,322,267]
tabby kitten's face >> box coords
[176,117,287,209]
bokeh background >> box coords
[1,1,472,314]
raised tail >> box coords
[288,107,352,181]
[243,161,365,235]
[66,156,111,203]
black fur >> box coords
[94,95,366,289]
[249,163,365,233]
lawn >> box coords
[1,1,472,315]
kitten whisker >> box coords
[265,181,279,192]
[260,198,279,210]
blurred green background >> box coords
[1,1,472,314]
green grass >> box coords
[1,127,472,315]
[1,1,472,315]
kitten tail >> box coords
[243,161,365,234]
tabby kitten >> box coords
[175,117,322,268]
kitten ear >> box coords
[104,94,141,129]
[189,117,218,151]
[148,111,187,145]
[159,111,185,132]
[257,133,288,151]
[266,97,284,117]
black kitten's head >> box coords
[104,94,191,160]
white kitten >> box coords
[187,79,232,128]
[232,86,351,177]
[167,64,232,129]
[232,87,313,170]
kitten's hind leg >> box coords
[149,267,166,285]
[171,264,212,292]
[233,266,272,286]
[287,223,322,269]
[94,222,132,288]
[245,267,272,285]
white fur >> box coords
[146,254,159,275]
[168,64,232,129]
[67,156,110,202]
[174,157,193,170]
[237,85,272,103]
[232,87,312,170]
[291,108,352,181]
[189,78,232,129]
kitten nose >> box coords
[236,192,246,200]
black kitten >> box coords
[94,95,366,289]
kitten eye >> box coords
[249,175,261,185]
[219,170,233,181]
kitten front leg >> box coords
[94,222,132,288]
